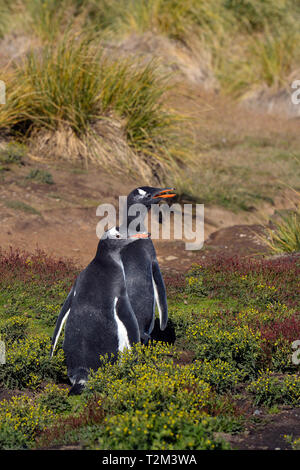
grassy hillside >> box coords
[1,0,300,93]
[0,0,300,207]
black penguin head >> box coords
[127,186,176,209]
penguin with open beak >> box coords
[120,186,176,344]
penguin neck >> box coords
[95,241,125,272]
[123,205,148,234]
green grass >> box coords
[218,25,300,96]
[261,195,300,253]
[82,0,232,41]
[174,129,300,211]
[0,35,109,135]
[0,142,27,165]
[4,200,41,216]
[26,0,80,41]
[26,169,54,185]
[224,0,293,32]
[0,1,11,38]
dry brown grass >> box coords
[28,119,154,181]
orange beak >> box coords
[130,233,149,239]
[153,188,176,199]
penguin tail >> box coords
[141,332,151,345]
[68,383,85,396]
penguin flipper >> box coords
[152,260,168,331]
[116,295,140,346]
[50,287,73,358]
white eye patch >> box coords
[108,227,120,238]
[137,188,147,196]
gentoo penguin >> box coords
[50,227,148,395]
[120,186,176,344]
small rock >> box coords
[253,409,262,416]
[165,255,178,261]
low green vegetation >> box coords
[261,197,300,253]
[0,142,27,166]
[26,169,54,185]
[0,395,54,449]
[175,140,300,212]
[285,434,300,450]
[4,200,41,216]
[0,249,299,449]
[247,369,300,406]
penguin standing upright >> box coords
[120,187,176,344]
[50,226,149,395]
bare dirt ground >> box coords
[0,157,271,273]
[230,407,300,450]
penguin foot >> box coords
[68,383,85,396]
[141,332,151,345]
[150,318,176,344]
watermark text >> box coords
[96,197,204,250]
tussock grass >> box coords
[0,2,10,38]
[218,26,300,97]
[0,33,189,176]
[83,0,231,41]
[262,193,300,253]
[80,0,300,95]
[224,0,294,32]
[2,1,300,96]
[26,0,82,41]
